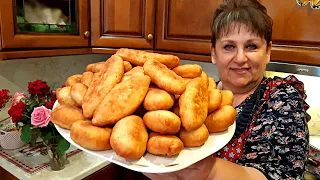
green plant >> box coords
[0,80,70,155]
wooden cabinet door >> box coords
[260,0,320,65]
[91,0,155,49]
[261,0,320,47]
[0,0,90,49]
[155,0,222,55]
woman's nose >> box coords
[234,49,248,64]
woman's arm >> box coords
[144,156,267,180]
[208,158,266,180]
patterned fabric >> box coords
[214,75,310,180]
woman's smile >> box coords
[230,67,250,75]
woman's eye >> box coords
[246,44,257,50]
[224,45,235,50]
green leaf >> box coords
[20,125,32,143]
[57,137,70,155]
[20,115,29,122]
[26,101,38,113]
[42,132,52,142]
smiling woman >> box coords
[144,0,311,179]
[210,0,272,97]
[211,25,271,97]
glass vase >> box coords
[46,143,67,171]
[29,129,40,147]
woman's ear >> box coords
[211,45,217,65]
[266,41,272,64]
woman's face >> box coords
[211,24,271,93]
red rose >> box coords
[51,91,57,102]
[0,89,11,109]
[8,102,26,123]
[45,101,55,109]
[39,96,47,104]
[28,80,50,95]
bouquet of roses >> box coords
[0,80,70,155]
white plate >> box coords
[53,101,236,173]
[310,136,320,151]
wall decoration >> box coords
[296,0,320,9]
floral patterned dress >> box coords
[213,75,311,180]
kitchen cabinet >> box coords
[91,0,221,57]
[90,0,155,49]
[261,0,320,47]
[0,32,2,51]
[0,0,90,49]
[155,0,320,65]
[260,0,320,65]
[155,0,222,55]
[0,0,319,66]
[0,25,2,50]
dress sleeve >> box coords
[239,84,309,180]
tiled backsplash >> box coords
[0,56,319,134]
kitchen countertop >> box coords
[0,116,111,180]
[0,150,111,180]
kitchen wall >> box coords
[0,54,110,120]
[0,56,319,135]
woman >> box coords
[145,0,310,179]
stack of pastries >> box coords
[51,48,237,160]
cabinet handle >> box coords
[84,31,90,38]
[147,34,153,41]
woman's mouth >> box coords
[231,68,250,75]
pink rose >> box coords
[31,106,51,127]
[10,92,27,106]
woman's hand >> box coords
[143,155,216,180]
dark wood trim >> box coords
[91,48,118,55]
[0,0,2,51]
[271,45,320,66]
[154,50,211,63]
[90,0,101,46]
[0,0,90,49]
[0,14,2,51]
[92,47,211,62]
[90,0,155,49]
[91,48,154,55]
[1,48,92,60]
[1,46,319,66]
[94,46,320,66]
[0,166,18,180]
[84,163,150,180]
[0,163,149,180]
